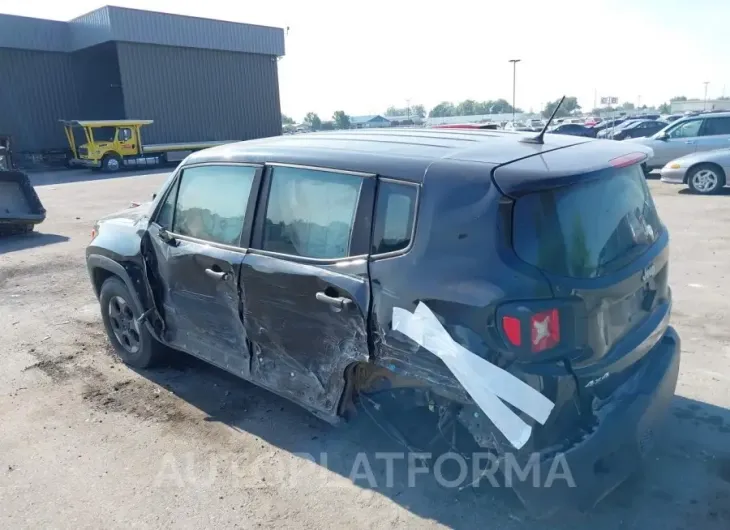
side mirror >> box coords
[656,132,669,141]
[152,193,157,200]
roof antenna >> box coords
[521,95,565,145]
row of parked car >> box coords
[488,111,730,195]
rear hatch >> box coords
[493,143,670,404]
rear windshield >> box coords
[512,164,662,278]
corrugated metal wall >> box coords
[0,48,80,152]
[106,7,285,56]
[116,42,282,144]
[0,15,69,51]
[71,42,126,120]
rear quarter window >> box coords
[512,164,662,278]
[372,180,418,255]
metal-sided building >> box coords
[0,6,285,155]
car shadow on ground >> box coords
[0,232,69,254]
[134,354,730,529]
[678,188,730,196]
[27,167,172,187]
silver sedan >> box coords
[660,148,730,194]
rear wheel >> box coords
[101,154,122,173]
[99,277,165,368]
[687,163,725,195]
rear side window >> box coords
[171,165,256,246]
[701,117,730,136]
[262,166,362,259]
[513,164,662,278]
[372,181,417,255]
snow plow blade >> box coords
[0,171,47,236]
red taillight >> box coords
[530,309,560,353]
[501,316,522,346]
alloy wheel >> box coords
[108,295,141,354]
[691,169,719,193]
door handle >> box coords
[205,268,230,281]
[316,291,352,310]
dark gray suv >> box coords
[86,128,680,514]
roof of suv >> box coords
[185,129,594,182]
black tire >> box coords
[101,154,122,173]
[99,277,164,368]
[686,163,725,195]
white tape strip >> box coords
[392,302,555,450]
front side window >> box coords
[170,165,256,246]
[700,117,730,136]
[262,166,362,259]
[92,127,117,142]
[667,119,702,138]
[372,181,417,255]
[119,128,132,142]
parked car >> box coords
[592,118,627,135]
[612,120,668,141]
[549,123,596,137]
[584,116,602,127]
[661,114,684,123]
[86,129,678,515]
[628,111,730,171]
[660,148,730,194]
[597,119,643,139]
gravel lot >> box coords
[1,170,729,529]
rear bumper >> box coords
[510,326,680,514]
[660,167,686,184]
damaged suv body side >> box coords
[87,129,680,513]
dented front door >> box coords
[146,225,251,377]
[142,163,262,377]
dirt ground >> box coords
[1,169,729,529]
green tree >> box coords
[303,112,322,131]
[281,114,295,125]
[456,99,478,116]
[320,121,335,130]
[621,102,635,111]
[385,104,426,118]
[658,102,671,113]
[429,102,457,117]
[542,96,581,118]
[332,111,350,129]
[670,96,687,102]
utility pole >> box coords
[704,81,710,110]
[406,98,411,123]
[508,59,521,124]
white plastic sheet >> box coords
[392,302,555,449]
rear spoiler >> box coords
[491,142,654,198]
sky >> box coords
[2,0,730,120]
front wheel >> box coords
[687,164,725,195]
[99,277,165,368]
[101,154,122,173]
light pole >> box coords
[703,81,710,110]
[508,59,521,124]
